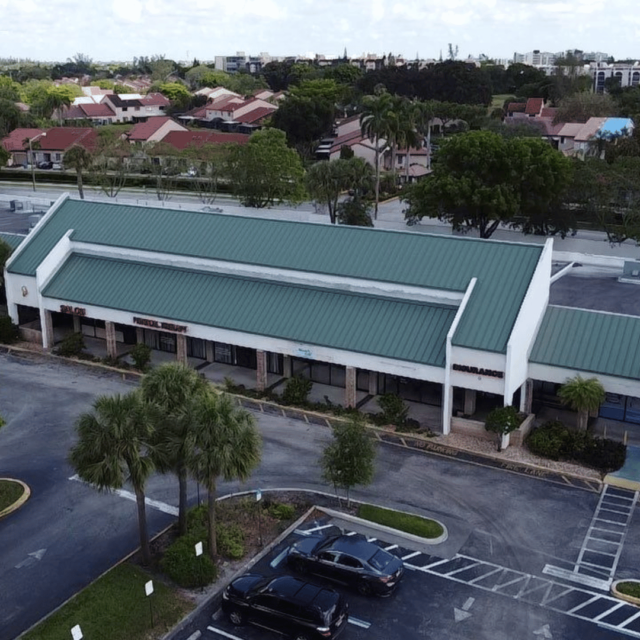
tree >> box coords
[225,128,306,208]
[558,375,605,432]
[141,362,209,536]
[553,92,618,124]
[510,137,574,237]
[184,391,261,560]
[403,131,572,238]
[0,99,23,136]
[89,130,130,197]
[0,144,9,168]
[68,391,157,564]
[63,144,93,199]
[181,142,229,204]
[485,406,523,451]
[360,91,395,219]
[321,416,376,507]
[402,130,519,238]
[155,81,190,103]
[305,159,348,224]
[0,238,13,289]
[336,198,374,227]
[271,94,335,159]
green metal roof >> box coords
[530,306,640,380]
[42,253,457,367]
[9,198,543,353]
[0,232,26,250]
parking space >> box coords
[202,516,640,640]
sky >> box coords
[0,0,638,64]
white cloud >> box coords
[112,0,143,22]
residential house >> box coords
[101,93,168,123]
[125,116,188,145]
[1,128,46,166]
[62,102,117,125]
[558,117,635,157]
[1,127,97,168]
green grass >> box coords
[617,581,640,599]
[0,479,24,511]
[22,563,193,640]
[357,504,444,539]
[490,94,515,110]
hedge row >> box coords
[526,421,626,472]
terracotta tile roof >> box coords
[38,128,98,152]
[80,103,116,118]
[181,106,208,119]
[525,98,544,115]
[2,128,46,152]
[62,105,87,120]
[234,106,275,124]
[327,130,365,153]
[161,130,250,150]
[127,116,180,141]
[540,107,557,118]
[206,95,244,112]
[507,102,526,112]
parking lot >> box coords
[200,513,640,640]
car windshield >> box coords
[369,549,393,571]
[314,535,340,553]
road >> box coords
[1,353,639,639]
[1,179,639,259]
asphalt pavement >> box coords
[1,352,640,640]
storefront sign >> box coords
[453,364,504,379]
[60,304,86,316]
[133,316,187,334]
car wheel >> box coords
[357,579,373,596]
[228,609,244,626]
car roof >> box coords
[268,576,338,609]
[325,535,379,559]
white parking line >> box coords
[401,551,421,561]
[305,524,335,534]
[207,625,244,639]
[384,545,398,551]
[270,547,290,568]
[69,474,178,516]
[348,616,372,629]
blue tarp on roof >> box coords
[600,118,634,135]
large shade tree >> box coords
[184,391,261,560]
[68,391,158,564]
[558,375,606,432]
[141,362,209,536]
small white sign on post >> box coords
[256,489,262,502]
[145,580,154,597]
[71,624,83,640]
[195,541,203,557]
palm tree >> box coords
[558,375,606,431]
[359,91,395,219]
[395,100,422,184]
[184,391,261,560]
[141,362,208,535]
[68,391,157,564]
[64,144,93,199]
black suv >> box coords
[222,573,348,640]
[288,534,404,596]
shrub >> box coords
[485,406,523,435]
[130,343,152,371]
[377,393,409,427]
[217,523,245,559]
[526,420,626,471]
[54,332,85,357]
[160,533,217,588]
[281,375,312,405]
[268,503,296,520]
[0,316,19,344]
[526,421,573,460]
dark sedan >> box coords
[288,534,404,596]
[222,573,349,640]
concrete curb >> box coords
[0,478,30,519]
[611,580,640,607]
[317,505,448,545]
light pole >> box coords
[28,132,46,192]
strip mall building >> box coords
[4,195,640,432]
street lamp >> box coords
[28,132,46,192]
